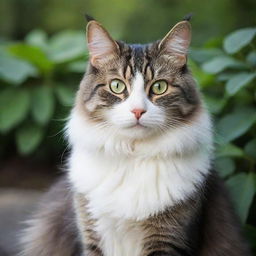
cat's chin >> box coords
[125,123,147,129]
[117,124,156,140]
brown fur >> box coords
[19,179,82,256]
[20,172,251,256]
[20,20,251,256]
[76,40,202,133]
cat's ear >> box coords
[158,21,191,65]
[86,20,119,67]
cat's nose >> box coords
[131,108,146,120]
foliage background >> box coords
[0,0,256,254]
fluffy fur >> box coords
[67,91,212,220]
[19,19,251,256]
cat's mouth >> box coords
[125,121,147,129]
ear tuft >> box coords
[86,21,119,67]
[183,13,193,22]
[158,21,191,64]
[85,14,95,22]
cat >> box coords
[19,17,251,256]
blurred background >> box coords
[0,0,256,255]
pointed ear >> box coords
[86,21,119,67]
[158,21,191,65]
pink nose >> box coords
[131,108,146,120]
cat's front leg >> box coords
[83,244,103,256]
[143,241,191,256]
[145,249,190,256]
[142,212,195,256]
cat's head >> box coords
[72,19,208,145]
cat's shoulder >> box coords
[19,176,82,256]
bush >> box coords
[189,27,256,252]
[0,30,88,156]
[0,26,256,252]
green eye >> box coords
[109,79,126,94]
[151,80,168,95]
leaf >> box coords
[31,86,55,125]
[202,56,247,74]
[245,139,256,159]
[48,31,87,63]
[0,55,38,84]
[215,143,244,158]
[235,89,254,106]
[188,60,214,88]
[204,96,226,114]
[225,72,256,96]
[189,48,223,63]
[224,28,256,54]
[215,157,235,178]
[0,89,30,133]
[16,123,44,155]
[8,43,54,73]
[217,72,237,82]
[25,29,48,51]
[226,172,255,223]
[55,85,75,106]
[67,60,87,73]
[216,108,256,143]
[203,37,223,48]
[247,51,256,67]
[0,45,11,57]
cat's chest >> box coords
[95,216,144,256]
[69,149,208,220]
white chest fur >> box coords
[70,149,210,256]
[95,216,143,256]
[67,108,212,255]
[69,149,210,220]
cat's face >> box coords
[76,20,201,140]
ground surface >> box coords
[0,189,42,255]
[0,157,58,256]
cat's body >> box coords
[20,19,251,256]
[20,174,250,256]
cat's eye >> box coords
[109,79,126,94]
[151,80,168,95]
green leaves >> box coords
[216,108,256,144]
[0,55,38,84]
[188,60,214,88]
[48,31,86,63]
[216,143,244,158]
[204,96,226,114]
[67,60,87,73]
[202,56,246,74]
[224,28,256,54]
[0,29,88,156]
[245,139,256,159]
[197,28,256,232]
[215,157,235,178]
[25,29,48,51]
[226,172,255,223]
[55,85,75,106]
[31,86,55,125]
[247,51,256,66]
[9,43,54,73]
[16,123,44,155]
[0,89,30,133]
[190,48,223,63]
[226,72,256,96]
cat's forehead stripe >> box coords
[132,45,145,72]
[123,44,155,83]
